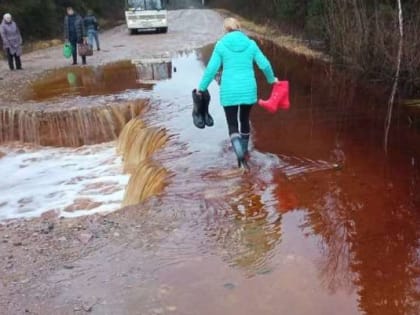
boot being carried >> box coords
[192,89,214,129]
[201,90,214,127]
[258,81,290,113]
[192,89,205,129]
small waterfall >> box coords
[116,118,146,155]
[0,100,147,147]
[117,118,168,172]
[117,118,170,206]
[122,160,168,206]
[123,127,169,172]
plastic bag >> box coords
[63,43,72,59]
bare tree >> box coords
[384,0,403,152]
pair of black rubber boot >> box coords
[192,90,214,129]
[231,133,250,170]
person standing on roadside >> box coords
[84,10,100,51]
[64,6,87,65]
[0,13,23,71]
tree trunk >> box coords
[384,0,404,152]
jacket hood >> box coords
[220,31,251,53]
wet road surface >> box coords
[1,42,418,314]
[0,8,224,105]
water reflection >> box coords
[297,172,420,315]
[25,60,173,101]
[252,38,420,314]
[201,170,282,275]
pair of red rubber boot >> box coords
[258,81,290,113]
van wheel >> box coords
[129,29,136,35]
[160,27,168,33]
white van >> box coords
[125,0,168,34]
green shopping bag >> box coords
[63,43,72,59]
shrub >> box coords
[0,0,124,40]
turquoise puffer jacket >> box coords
[199,31,276,107]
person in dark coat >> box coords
[0,13,23,70]
[64,6,87,65]
[84,10,100,51]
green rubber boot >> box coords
[240,133,250,156]
[231,133,245,167]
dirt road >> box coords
[0,8,223,104]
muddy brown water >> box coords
[23,60,169,101]
[138,43,419,315]
[251,40,420,315]
[1,39,420,314]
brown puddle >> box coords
[251,40,420,315]
[24,59,172,101]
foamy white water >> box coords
[0,143,129,221]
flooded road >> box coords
[1,39,419,314]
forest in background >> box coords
[209,0,420,96]
[0,0,124,39]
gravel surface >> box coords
[0,8,224,105]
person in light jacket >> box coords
[84,10,100,51]
[197,18,277,168]
[0,13,23,71]
[64,6,87,65]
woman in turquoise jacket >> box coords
[198,17,277,168]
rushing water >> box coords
[0,143,130,220]
[1,41,419,315]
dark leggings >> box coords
[6,49,21,70]
[223,105,252,136]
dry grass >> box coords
[0,38,62,57]
[23,39,63,53]
[403,99,420,107]
[216,9,329,62]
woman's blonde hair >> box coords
[224,17,241,32]
[3,13,12,22]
